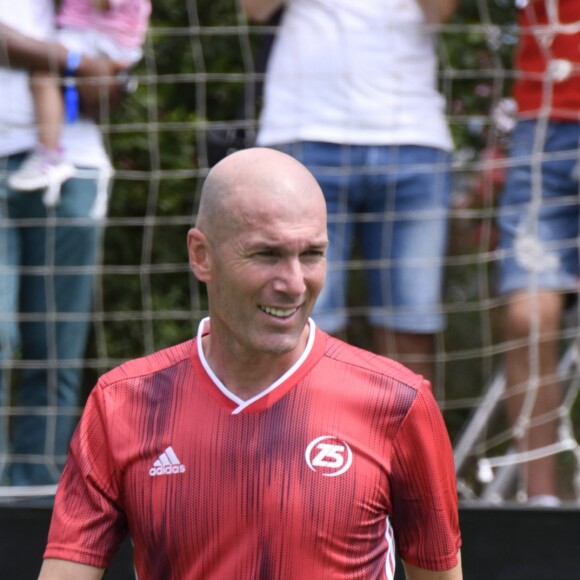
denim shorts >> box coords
[497,120,580,295]
[274,142,451,333]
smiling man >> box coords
[187,148,328,398]
[39,148,462,580]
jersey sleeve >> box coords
[43,382,128,569]
[389,380,461,571]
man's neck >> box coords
[198,319,312,401]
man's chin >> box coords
[256,330,305,356]
[261,339,300,356]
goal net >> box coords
[1,0,579,505]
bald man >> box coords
[39,148,462,580]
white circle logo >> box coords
[305,435,353,477]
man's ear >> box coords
[187,228,212,282]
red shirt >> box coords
[514,0,580,119]
[45,323,460,579]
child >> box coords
[8,0,151,205]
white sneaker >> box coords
[528,494,561,507]
[8,149,75,193]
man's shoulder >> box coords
[99,338,196,389]
[321,333,425,390]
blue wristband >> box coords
[64,82,79,123]
[64,51,82,123]
[65,51,82,76]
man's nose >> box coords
[273,257,307,296]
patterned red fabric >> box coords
[45,328,460,579]
[514,0,580,119]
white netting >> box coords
[1,0,579,504]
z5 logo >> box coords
[305,435,353,477]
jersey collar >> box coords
[193,317,326,414]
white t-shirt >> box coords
[257,0,453,151]
[0,0,110,168]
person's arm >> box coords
[403,551,463,580]
[241,0,286,22]
[416,0,459,23]
[38,559,105,580]
[0,21,124,78]
[0,21,127,119]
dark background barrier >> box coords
[2,504,578,579]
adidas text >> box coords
[149,446,186,477]
[149,464,186,476]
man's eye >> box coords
[303,250,325,258]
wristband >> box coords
[64,51,82,123]
[64,82,79,124]
[65,50,82,76]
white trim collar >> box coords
[196,317,316,415]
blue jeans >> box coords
[275,142,451,334]
[0,152,106,485]
[497,120,580,295]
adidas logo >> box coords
[149,446,186,477]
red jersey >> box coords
[45,320,460,579]
[514,0,580,119]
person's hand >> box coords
[76,55,129,121]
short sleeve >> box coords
[390,381,461,570]
[43,383,128,568]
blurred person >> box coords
[39,148,462,580]
[8,0,151,206]
[0,0,125,486]
[496,0,580,505]
[243,0,458,383]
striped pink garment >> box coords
[57,0,151,49]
